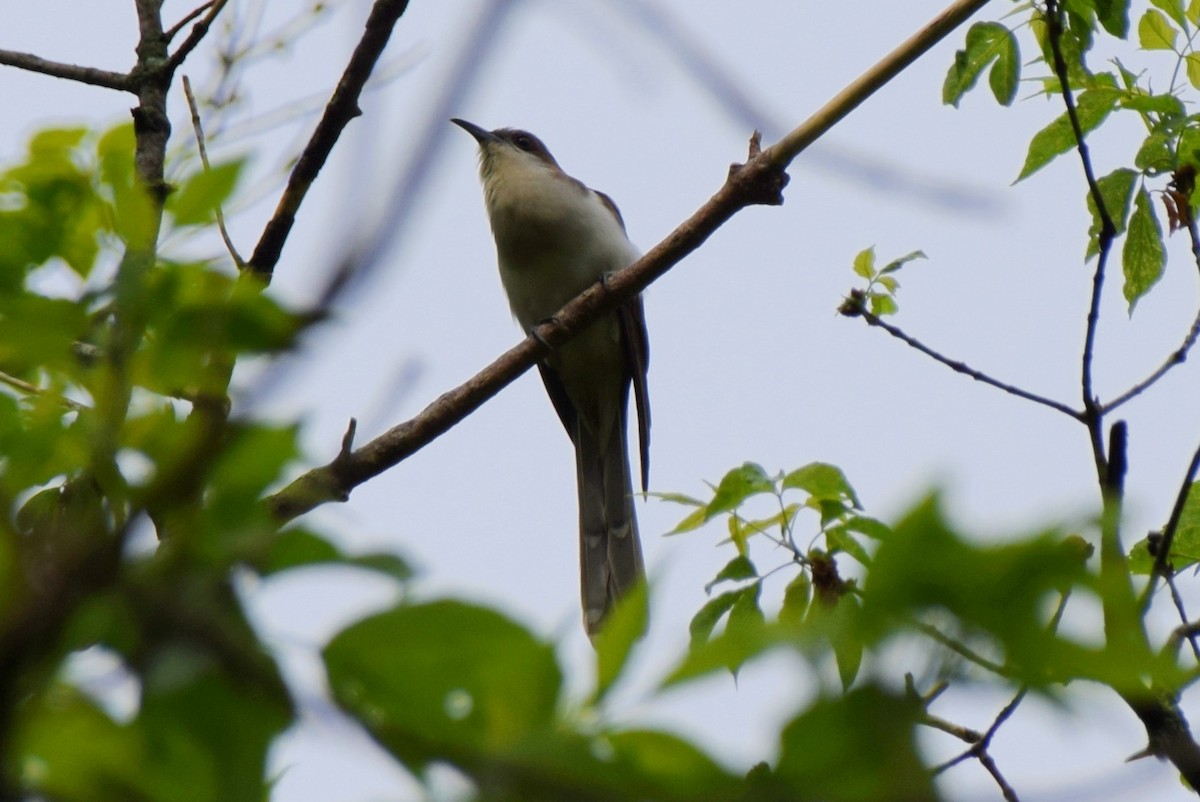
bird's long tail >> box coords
[577,415,644,637]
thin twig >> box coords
[977,749,1021,802]
[922,713,983,744]
[0,370,85,412]
[911,619,1011,677]
[1165,573,1200,660]
[166,0,229,72]
[856,309,1082,419]
[182,75,245,268]
[1168,620,1200,662]
[0,49,131,92]
[166,0,217,42]
[1103,310,1200,412]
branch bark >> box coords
[0,48,132,91]
[247,0,414,282]
[265,0,994,522]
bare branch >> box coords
[166,0,229,72]
[0,48,131,91]
[166,0,217,42]
[1164,573,1200,661]
[248,0,414,282]
[0,370,86,412]
[264,0,994,521]
[182,74,245,268]
[848,306,1083,419]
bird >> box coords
[451,118,649,638]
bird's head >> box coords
[451,118,562,185]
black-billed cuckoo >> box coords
[452,118,649,637]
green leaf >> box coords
[1168,483,1200,568]
[0,295,90,375]
[1085,168,1137,261]
[1128,536,1155,574]
[706,462,776,517]
[1018,89,1120,181]
[728,583,765,634]
[1180,123,1200,168]
[1187,53,1200,90]
[704,555,758,593]
[667,616,789,688]
[1134,130,1175,173]
[1190,0,1200,24]
[167,160,244,227]
[879,250,926,274]
[14,686,197,802]
[1151,0,1187,30]
[1150,0,1186,26]
[688,590,741,648]
[324,600,562,769]
[1139,8,1178,50]
[869,293,898,316]
[783,462,861,507]
[258,527,414,583]
[138,660,291,802]
[830,595,864,690]
[943,22,1020,107]
[779,573,811,626]
[775,686,935,801]
[606,730,739,799]
[843,515,892,540]
[826,525,872,566]
[852,247,876,278]
[1132,482,1200,573]
[1119,91,1185,117]
[594,581,649,701]
[1123,187,1165,312]
[667,504,710,535]
[97,124,157,249]
[988,27,1020,106]
[861,495,1102,686]
[1095,0,1132,36]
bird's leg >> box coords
[529,317,560,353]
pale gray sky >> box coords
[3,1,1198,800]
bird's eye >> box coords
[514,135,533,151]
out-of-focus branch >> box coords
[265,0,994,522]
[183,74,245,267]
[761,0,992,169]
[166,0,229,71]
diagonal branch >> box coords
[850,307,1083,419]
[165,0,229,72]
[247,0,413,283]
[0,48,131,91]
[265,0,995,522]
[166,0,217,42]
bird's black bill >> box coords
[451,118,500,145]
